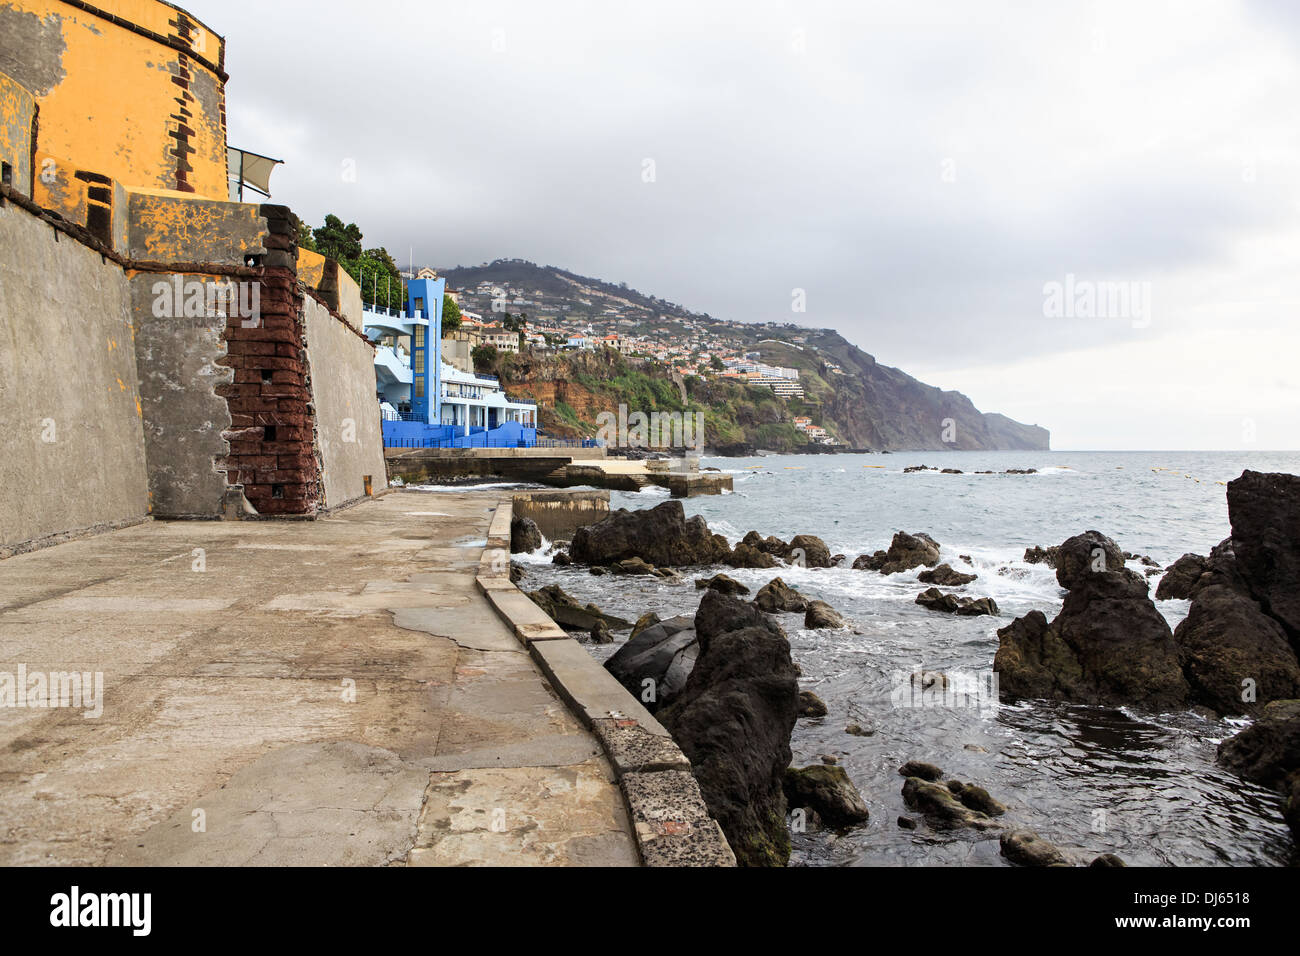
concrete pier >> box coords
[0,492,639,866]
[386,446,733,497]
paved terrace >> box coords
[0,492,638,866]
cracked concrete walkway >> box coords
[0,491,638,866]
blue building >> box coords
[366,273,539,448]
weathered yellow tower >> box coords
[1,0,229,200]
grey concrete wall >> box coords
[302,296,387,507]
[0,201,148,553]
[512,490,610,540]
[129,273,235,518]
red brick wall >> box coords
[215,209,321,515]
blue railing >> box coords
[385,436,600,450]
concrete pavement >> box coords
[0,491,638,866]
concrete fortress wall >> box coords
[0,0,230,199]
[302,296,388,508]
[0,196,149,553]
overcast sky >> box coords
[189,0,1300,450]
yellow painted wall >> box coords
[0,70,36,195]
[0,0,229,199]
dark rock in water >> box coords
[509,563,525,585]
[528,584,632,632]
[878,531,942,574]
[804,600,846,629]
[958,554,973,565]
[695,572,750,595]
[956,784,1006,816]
[1156,553,1208,600]
[1023,545,1059,567]
[1217,699,1300,788]
[725,542,777,569]
[658,591,800,867]
[845,722,875,737]
[903,464,935,473]
[630,611,661,640]
[761,535,792,557]
[901,777,996,829]
[551,550,571,566]
[852,550,887,571]
[916,588,998,616]
[830,553,846,566]
[941,468,963,474]
[510,515,543,554]
[569,500,730,567]
[898,815,917,830]
[994,534,1188,711]
[1000,830,1067,866]
[604,613,697,711]
[1090,853,1128,867]
[1228,470,1300,639]
[1175,585,1300,715]
[754,577,808,613]
[613,556,656,575]
[1218,699,1300,848]
[784,766,870,827]
[1124,551,1161,569]
[1054,530,1126,590]
[898,760,944,782]
[918,563,977,586]
[787,534,833,568]
[589,566,607,576]
[1005,468,1038,474]
[590,621,614,644]
[798,690,828,718]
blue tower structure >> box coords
[405,275,445,424]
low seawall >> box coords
[512,490,609,540]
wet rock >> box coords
[1228,470,1300,637]
[910,670,949,692]
[510,515,543,554]
[852,551,887,571]
[1175,585,1300,715]
[590,621,614,644]
[901,777,996,829]
[725,542,778,569]
[956,784,1006,816]
[798,690,828,718]
[918,563,977,586]
[878,531,942,574]
[898,760,944,782]
[630,611,661,640]
[509,562,525,585]
[1000,830,1067,866]
[551,550,571,566]
[659,591,801,866]
[787,534,833,569]
[784,766,870,827]
[613,556,656,575]
[1090,853,1128,867]
[804,600,846,629]
[915,588,998,616]
[845,722,875,737]
[958,554,973,565]
[604,613,697,712]
[898,816,917,830]
[589,565,607,575]
[754,577,808,613]
[1054,530,1127,590]
[994,534,1188,711]
[1125,551,1161,569]
[527,584,632,632]
[570,499,730,567]
[1217,699,1300,788]
[1156,553,1209,600]
[695,572,750,595]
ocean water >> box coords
[513,450,1300,867]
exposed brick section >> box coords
[215,206,321,516]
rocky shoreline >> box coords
[508,469,1300,865]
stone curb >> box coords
[476,495,736,867]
